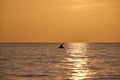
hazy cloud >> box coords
[56,0,117,9]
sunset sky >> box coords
[0,0,120,42]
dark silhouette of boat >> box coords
[58,43,65,49]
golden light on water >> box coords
[66,58,89,80]
[67,43,87,53]
[65,43,91,80]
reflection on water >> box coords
[66,58,89,80]
[66,43,88,80]
[0,43,120,80]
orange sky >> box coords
[0,0,120,42]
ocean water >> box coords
[0,43,120,80]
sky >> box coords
[0,0,120,42]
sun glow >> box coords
[67,43,87,54]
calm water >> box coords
[0,43,120,80]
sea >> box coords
[0,43,120,80]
